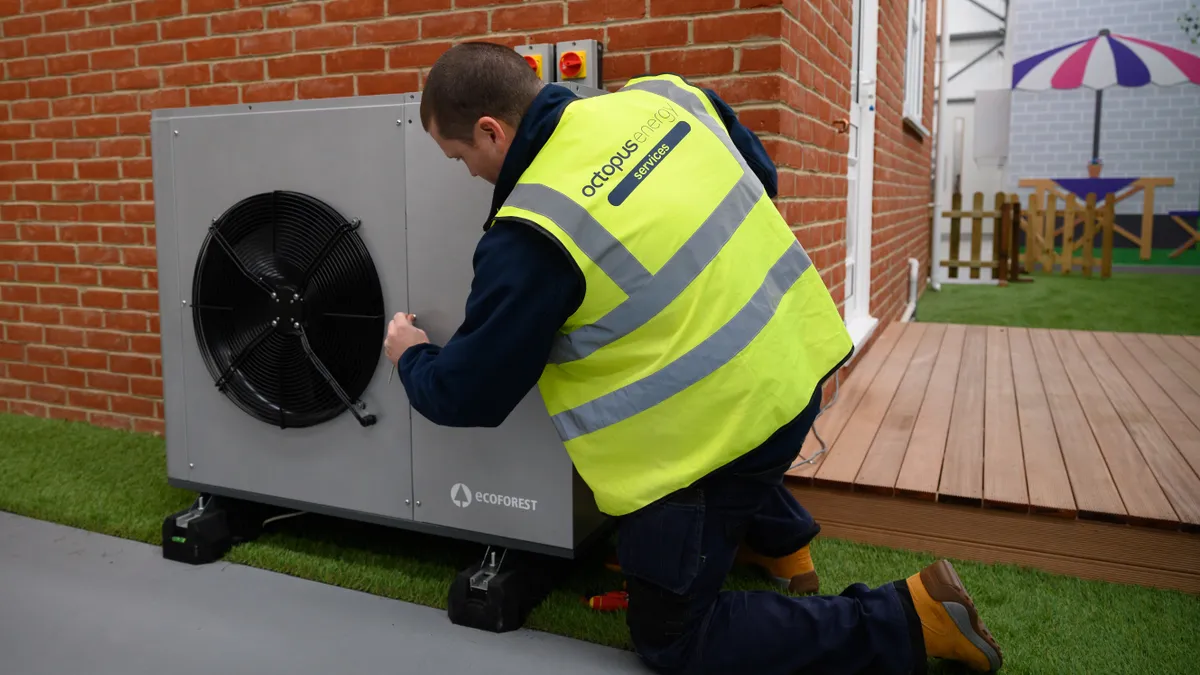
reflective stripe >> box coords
[549,171,764,364]
[551,241,813,441]
[622,78,745,170]
[505,182,651,295]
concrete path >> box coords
[0,511,648,675]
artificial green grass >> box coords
[916,272,1200,335]
[3,412,1200,674]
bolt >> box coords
[405,499,411,505]
[293,321,300,329]
[173,130,179,136]
[271,291,277,299]
[271,319,278,326]
[293,292,299,300]
[211,217,217,224]
[415,501,421,507]
[189,463,194,468]
[351,218,361,226]
[396,119,402,125]
[181,299,187,305]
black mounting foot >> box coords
[161,494,280,565]
[447,546,570,633]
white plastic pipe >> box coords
[901,257,919,322]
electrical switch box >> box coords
[554,39,602,89]
[515,43,556,85]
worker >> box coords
[383,42,1004,675]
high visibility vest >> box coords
[493,74,853,516]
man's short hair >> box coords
[420,42,544,143]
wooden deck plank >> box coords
[1116,332,1200,432]
[895,324,967,497]
[1028,329,1126,519]
[1088,332,1200,524]
[938,325,988,503]
[789,321,906,478]
[983,327,1029,509]
[1052,330,1178,525]
[1138,333,1200,397]
[1008,327,1076,514]
[855,324,947,491]
[1162,334,1200,372]
[814,323,929,485]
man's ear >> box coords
[477,116,506,144]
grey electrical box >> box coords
[150,92,608,558]
[515,43,556,85]
[554,38,603,89]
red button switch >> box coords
[559,51,584,79]
[523,55,538,70]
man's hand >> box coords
[384,312,429,366]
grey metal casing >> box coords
[151,88,607,556]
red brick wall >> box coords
[0,0,935,433]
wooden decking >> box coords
[785,322,1200,594]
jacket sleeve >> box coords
[702,88,779,199]
[397,220,583,428]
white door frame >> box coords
[844,0,879,347]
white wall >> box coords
[1005,0,1200,215]
[933,0,1011,284]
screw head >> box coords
[173,130,179,136]
[293,321,300,329]
[271,291,277,299]
[189,463,194,468]
[181,299,187,305]
[405,499,411,505]
[271,319,278,326]
[415,501,421,507]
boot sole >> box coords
[920,560,1003,672]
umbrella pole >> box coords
[1091,88,1103,161]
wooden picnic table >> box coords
[1018,177,1175,261]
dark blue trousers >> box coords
[616,389,925,675]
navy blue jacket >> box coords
[399,81,813,471]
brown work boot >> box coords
[906,560,1003,672]
[735,543,820,595]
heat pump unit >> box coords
[150,83,610,632]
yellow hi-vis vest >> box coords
[494,74,854,516]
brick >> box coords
[387,0,447,11]
[121,158,152,178]
[421,11,486,39]
[326,48,384,74]
[608,20,690,51]
[125,290,157,311]
[86,331,129,354]
[70,390,109,411]
[388,41,447,69]
[695,10,781,42]
[325,0,384,22]
[163,63,210,86]
[242,80,294,103]
[15,183,52,201]
[267,2,320,28]
[213,9,264,34]
[6,323,42,342]
[111,354,154,375]
[13,100,51,120]
[46,9,87,32]
[138,43,184,67]
[22,0,62,11]
[296,25,353,50]
[239,31,291,56]
[98,183,141,201]
[650,47,735,77]
[62,308,102,328]
[101,226,144,245]
[95,92,139,114]
[139,88,187,110]
[88,371,130,393]
[187,37,237,61]
[268,54,321,78]
[189,0,234,12]
[134,0,182,22]
[214,60,263,82]
[48,53,88,74]
[25,345,63,365]
[39,286,77,305]
[44,326,84,347]
[76,116,118,137]
[114,23,158,46]
[357,71,418,96]
[116,68,160,90]
[29,385,67,405]
[355,18,417,45]
[0,80,26,100]
[112,394,154,416]
[130,334,159,354]
[67,28,110,51]
[30,77,68,99]
[23,304,61,324]
[88,3,132,25]
[98,138,142,156]
[651,0,734,15]
[34,161,71,179]
[493,3,562,32]
[51,95,92,117]
[122,203,155,222]
[0,38,21,58]
[49,406,88,422]
[2,14,41,37]
[568,0,644,22]
[741,44,782,72]
[298,76,353,99]
[162,17,207,40]
[1,284,38,303]
[6,57,45,79]
[133,417,165,435]
[8,364,46,384]
[18,223,55,240]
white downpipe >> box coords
[929,0,951,292]
[901,257,919,322]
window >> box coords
[904,0,927,125]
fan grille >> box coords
[191,190,385,428]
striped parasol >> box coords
[1011,29,1200,161]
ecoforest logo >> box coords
[450,483,538,512]
[581,101,693,206]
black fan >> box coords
[191,190,385,429]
